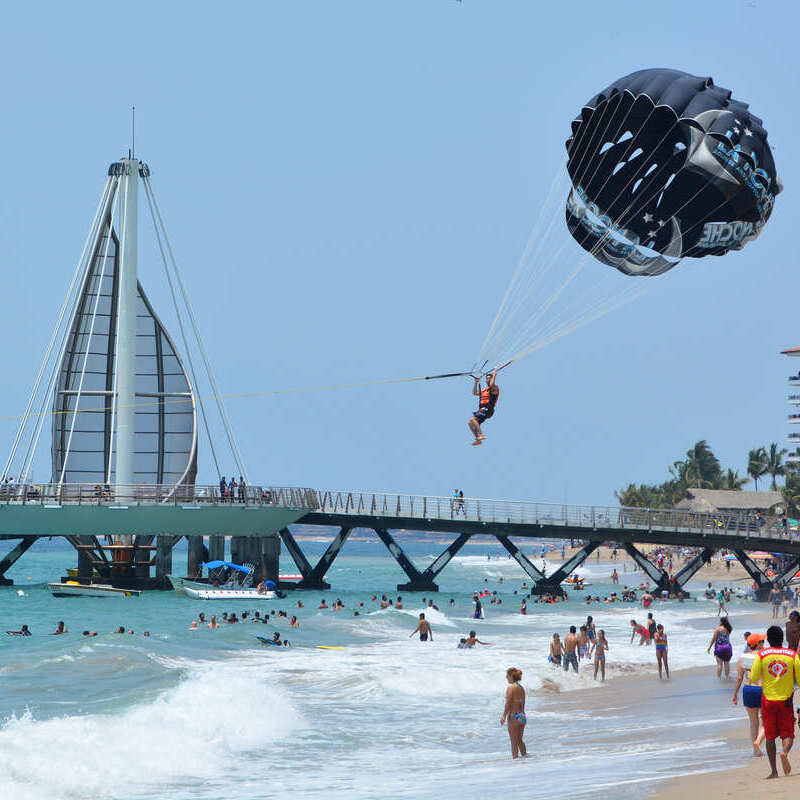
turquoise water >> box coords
[0,537,749,799]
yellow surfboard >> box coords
[316,645,345,650]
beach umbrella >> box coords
[748,551,771,559]
[724,554,737,561]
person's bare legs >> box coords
[755,722,766,752]
[657,650,663,679]
[766,739,779,778]
[662,652,669,680]
[747,708,763,756]
[599,657,605,681]
[716,656,723,679]
[507,719,526,758]
[724,660,730,678]
[468,416,484,444]
[507,720,519,758]
[780,736,793,775]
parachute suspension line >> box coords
[143,176,249,484]
[142,178,222,482]
[476,94,665,371]
[475,168,572,369]
[59,182,120,486]
[476,165,566,366]
[475,98,639,368]
[2,177,115,483]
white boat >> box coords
[183,586,278,601]
[48,582,142,598]
[167,575,208,593]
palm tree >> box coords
[676,440,723,488]
[747,447,768,490]
[722,468,747,490]
[765,442,788,489]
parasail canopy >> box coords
[565,68,781,276]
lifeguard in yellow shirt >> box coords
[749,625,800,779]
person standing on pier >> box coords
[468,370,499,446]
[238,476,246,503]
[219,476,227,501]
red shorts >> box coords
[761,697,796,740]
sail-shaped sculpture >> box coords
[51,216,197,490]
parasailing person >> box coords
[468,369,499,445]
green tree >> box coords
[615,483,665,508]
[672,440,724,489]
[747,447,768,490]
[722,468,747,490]
[765,442,788,489]
[782,471,800,516]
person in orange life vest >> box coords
[468,370,499,446]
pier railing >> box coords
[310,489,798,542]
[0,483,795,544]
[0,483,319,510]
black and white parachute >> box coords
[565,68,782,276]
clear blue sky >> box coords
[0,1,798,505]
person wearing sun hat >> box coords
[786,609,800,652]
[732,632,766,756]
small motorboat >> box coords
[177,560,284,600]
[184,586,278,601]
[48,581,141,598]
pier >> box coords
[0,484,797,598]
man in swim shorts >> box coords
[468,370,499,446]
[563,626,579,673]
[410,613,433,642]
[749,624,800,779]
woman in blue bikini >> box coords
[500,667,527,759]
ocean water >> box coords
[0,537,753,799]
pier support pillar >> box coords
[0,536,37,586]
[134,535,154,580]
[538,541,601,593]
[374,528,439,591]
[186,535,204,578]
[669,547,715,597]
[230,534,280,585]
[495,535,566,596]
[77,535,94,583]
[734,550,783,601]
[155,535,179,580]
[623,543,672,595]
[277,526,352,590]
[209,534,225,562]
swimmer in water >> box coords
[468,370,499,446]
[464,630,491,647]
[500,667,527,759]
[410,613,433,642]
